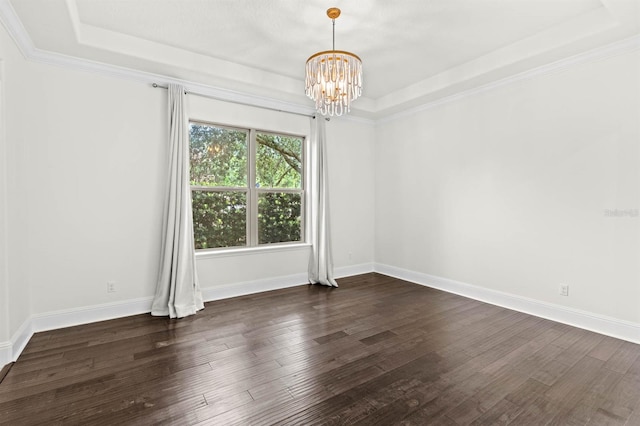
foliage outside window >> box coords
[189,122,304,250]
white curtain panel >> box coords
[308,117,338,287]
[151,84,205,318]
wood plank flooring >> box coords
[1,273,639,425]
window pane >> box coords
[258,192,302,244]
[190,124,248,187]
[192,190,247,249]
[256,133,302,189]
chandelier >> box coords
[305,8,362,117]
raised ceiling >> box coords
[3,0,639,118]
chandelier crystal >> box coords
[305,8,362,117]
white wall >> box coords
[0,56,9,346]
[375,49,640,324]
[0,19,170,356]
[9,69,166,317]
[1,23,32,350]
[0,19,376,361]
[326,117,376,269]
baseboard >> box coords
[201,272,310,302]
[0,314,33,365]
[0,341,11,366]
[17,260,636,364]
[335,263,375,279]
[1,296,153,364]
[374,263,640,344]
[0,361,14,383]
[200,263,375,302]
[30,265,376,334]
[0,265,376,364]
[2,262,637,366]
[31,296,154,333]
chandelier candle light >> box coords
[305,7,362,116]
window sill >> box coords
[195,243,312,259]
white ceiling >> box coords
[3,0,640,118]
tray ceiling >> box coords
[3,0,639,118]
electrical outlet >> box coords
[559,284,569,296]
[107,281,116,293]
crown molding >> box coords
[0,0,375,124]
[1,0,636,125]
[378,34,640,124]
[0,0,34,58]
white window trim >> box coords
[195,242,312,259]
[190,120,308,251]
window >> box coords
[189,122,305,250]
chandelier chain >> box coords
[332,18,335,51]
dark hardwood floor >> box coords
[1,273,639,425]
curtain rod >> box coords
[152,83,329,120]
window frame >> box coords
[189,120,307,252]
